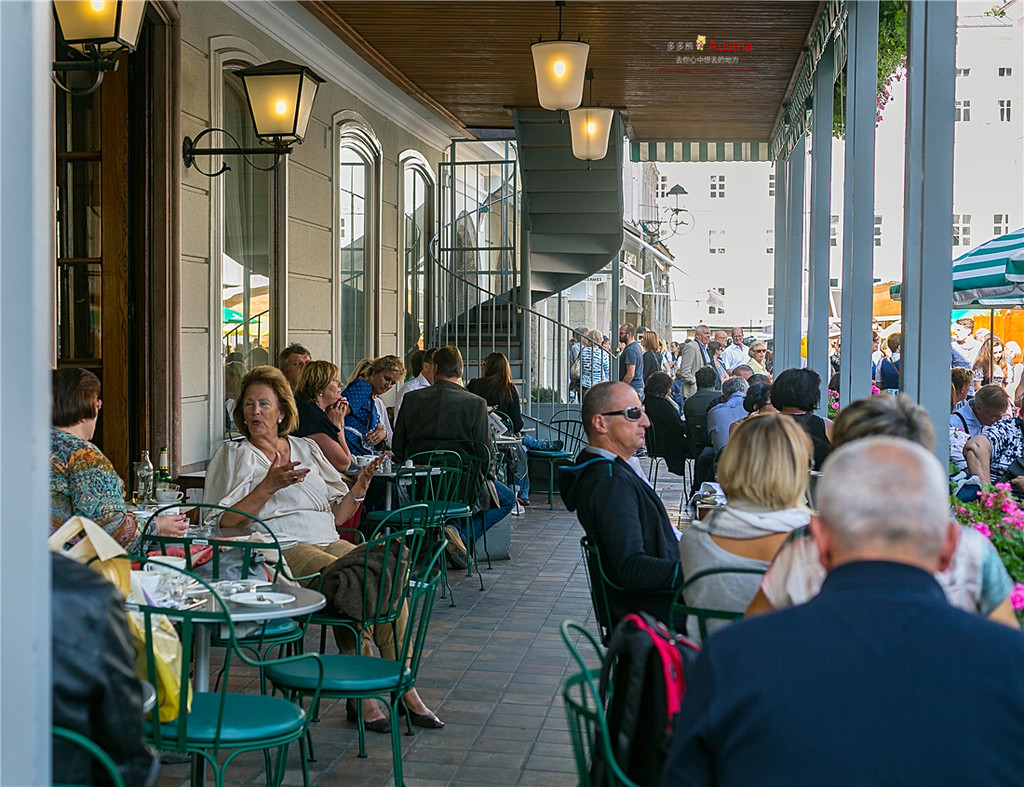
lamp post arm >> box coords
[182,127,292,177]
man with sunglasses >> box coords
[561,382,683,628]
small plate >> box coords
[229,591,295,606]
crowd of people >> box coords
[47,340,548,781]
[563,316,1024,785]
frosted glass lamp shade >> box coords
[53,0,146,53]
[237,60,325,144]
[531,39,589,110]
[568,106,614,160]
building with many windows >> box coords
[660,0,1022,334]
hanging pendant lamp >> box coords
[569,70,614,162]
[531,1,589,111]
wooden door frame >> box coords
[130,1,181,473]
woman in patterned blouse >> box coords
[50,368,188,552]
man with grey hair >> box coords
[706,375,749,453]
[663,437,1024,787]
[677,325,712,398]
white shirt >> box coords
[374,397,393,447]
[394,373,430,422]
[204,436,349,546]
[722,343,748,371]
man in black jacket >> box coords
[52,552,158,787]
[561,382,682,626]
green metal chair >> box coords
[435,439,494,585]
[669,566,767,642]
[579,536,677,647]
[528,417,586,508]
[125,555,324,787]
[308,505,431,654]
[266,538,444,787]
[559,621,641,787]
[364,457,461,603]
[52,726,126,787]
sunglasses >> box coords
[601,405,645,421]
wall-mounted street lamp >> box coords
[182,60,324,177]
[52,0,146,95]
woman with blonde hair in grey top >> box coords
[678,414,813,640]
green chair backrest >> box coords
[434,440,491,507]
[322,524,429,637]
[549,418,587,455]
[119,554,323,753]
[399,452,462,511]
[670,565,767,642]
[580,537,620,647]
[53,725,126,787]
[137,502,289,583]
[562,670,642,787]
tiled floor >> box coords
[157,466,689,786]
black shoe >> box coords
[346,699,390,733]
[397,703,445,729]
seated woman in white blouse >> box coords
[203,365,442,730]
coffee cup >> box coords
[144,555,187,573]
[155,488,184,504]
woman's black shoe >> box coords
[346,699,391,733]
[397,702,445,729]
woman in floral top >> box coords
[50,368,187,551]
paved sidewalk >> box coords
[158,465,689,785]
[157,499,604,786]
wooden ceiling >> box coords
[302,1,824,142]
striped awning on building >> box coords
[630,140,771,163]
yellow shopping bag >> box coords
[48,515,131,596]
[126,610,193,723]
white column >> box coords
[900,1,956,464]
[0,3,53,784]
[838,0,879,408]
[808,41,835,389]
[772,155,788,364]
[776,134,805,374]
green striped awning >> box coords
[630,141,771,163]
[889,227,1024,306]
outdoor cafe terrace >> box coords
[152,476,692,787]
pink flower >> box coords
[1010,584,1024,611]
[974,523,992,538]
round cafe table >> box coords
[188,583,325,692]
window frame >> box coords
[334,113,382,370]
[399,150,436,357]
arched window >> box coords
[401,153,434,353]
[337,120,380,375]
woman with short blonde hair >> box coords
[747,341,770,376]
[678,414,812,640]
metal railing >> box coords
[429,139,613,409]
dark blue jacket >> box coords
[663,560,1024,787]
[561,448,681,624]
